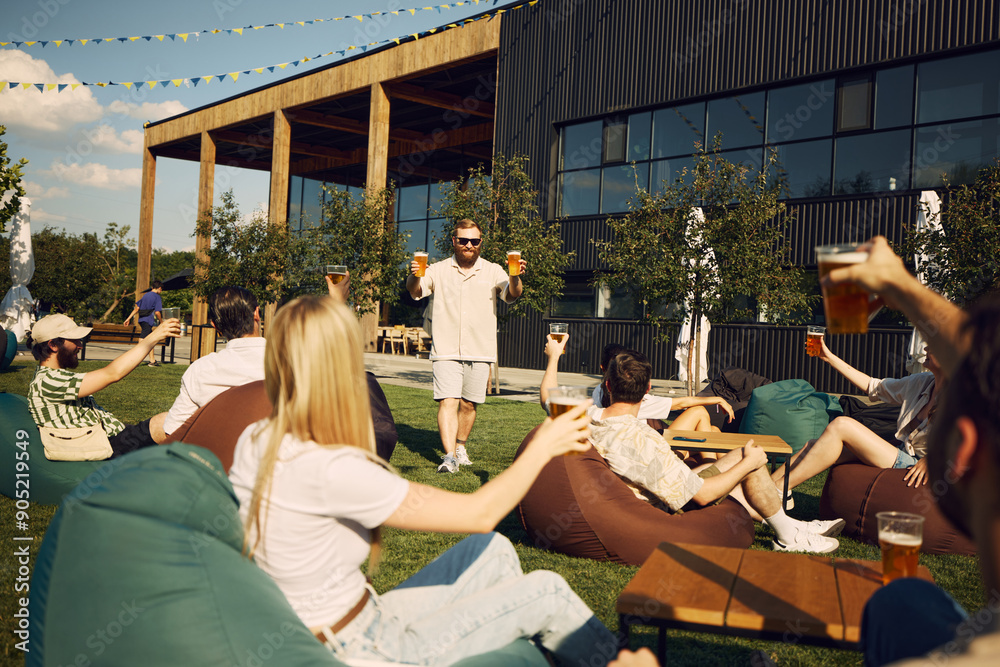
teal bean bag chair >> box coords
[739,379,843,454]
[27,443,547,666]
[0,393,109,505]
[1,328,16,370]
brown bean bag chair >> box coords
[515,426,755,566]
[166,380,273,471]
[819,463,975,556]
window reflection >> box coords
[653,103,706,157]
[913,118,1000,187]
[875,66,913,129]
[601,163,649,213]
[834,130,911,194]
[559,169,601,217]
[708,93,766,149]
[766,80,835,143]
[561,121,603,170]
[397,184,429,222]
[628,112,652,161]
[770,140,832,198]
[650,156,695,193]
[917,50,1000,124]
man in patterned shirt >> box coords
[27,313,180,459]
[546,347,844,554]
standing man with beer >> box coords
[406,219,525,473]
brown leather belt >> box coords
[314,589,371,644]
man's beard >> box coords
[56,346,79,369]
[455,250,479,268]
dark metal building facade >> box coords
[492,0,1000,393]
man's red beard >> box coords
[56,345,79,369]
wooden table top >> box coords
[665,430,793,456]
[617,541,934,646]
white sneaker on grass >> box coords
[454,445,472,466]
[772,528,839,554]
[437,455,459,474]
[804,517,846,537]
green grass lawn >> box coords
[0,358,985,666]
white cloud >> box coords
[64,124,145,154]
[23,180,70,199]
[0,50,102,134]
[106,99,188,122]
[42,160,142,191]
[32,209,68,224]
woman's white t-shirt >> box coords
[229,420,409,628]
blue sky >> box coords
[1,0,506,252]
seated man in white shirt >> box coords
[162,286,266,436]
[592,343,735,430]
[541,340,844,553]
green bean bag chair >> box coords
[0,393,109,505]
[1,328,16,370]
[27,443,546,666]
[739,379,843,453]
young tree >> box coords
[193,190,313,307]
[302,186,410,315]
[434,154,574,319]
[596,142,814,394]
[904,161,1000,306]
[28,227,107,318]
[0,125,28,235]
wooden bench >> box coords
[80,323,176,363]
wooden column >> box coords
[264,109,292,330]
[362,82,391,350]
[135,145,156,298]
[192,130,217,361]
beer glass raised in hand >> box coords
[816,244,870,334]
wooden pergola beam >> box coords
[385,82,494,118]
[212,130,352,162]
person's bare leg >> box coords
[669,406,711,431]
[438,398,460,456]
[149,412,169,444]
[457,398,477,445]
[771,416,901,491]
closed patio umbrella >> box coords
[1,197,34,342]
[906,191,943,374]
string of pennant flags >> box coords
[1,1,538,93]
[0,0,492,49]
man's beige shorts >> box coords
[432,360,491,404]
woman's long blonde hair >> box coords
[243,295,385,570]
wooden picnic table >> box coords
[616,541,934,663]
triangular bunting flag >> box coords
[233,28,243,35]
[0,42,8,47]
[39,41,48,47]
[46,83,57,90]
[34,84,44,91]
[276,23,284,28]
[178,33,189,41]
[122,82,132,89]
[7,82,16,89]
[25,41,37,46]
[172,79,183,86]
[229,72,239,82]
[22,83,33,89]
[96,82,107,87]
[393,38,401,44]
[117,37,127,43]
[93,39,104,44]
[253,25,264,30]
[71,83,81,90]
[277,63,288,69]
[192,78,200,87]
[11,42,22,47]
[65,39,74,45]
[267,66,275,72]
[147,81,157,89]
[57,83,67,92]
[143,36,153,41]
[130,36,140,41]
[155,35,165,41]
[241,69,251,74]
[202,76,213,84]
[354,15,363,21]
[216,74,226,82]
[78,39,88,46]
[254,68,264,74]
[305,20,314,24]
[291,60,300,66]
[408,9,416,15]
[159,80,170,87]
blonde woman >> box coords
[228,295,617,666]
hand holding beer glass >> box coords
[817,244,871,334]
[412,251,429,277]
[507,250,523,277]
[549,322,568,344]
[326,265,348,284]
[546,386,591,455]
[877,511,924,585]
[806,326,826,357]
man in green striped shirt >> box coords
[27,313,181,459]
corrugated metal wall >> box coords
[492,0,997,384]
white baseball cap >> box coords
[30,314,92,344]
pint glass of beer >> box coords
[413,252,429,277]
[507,250,522,276]
[816,244,870,334]
[326,265,348,284]
[876,511,925,585]
[806,326,825,357]
[549,322,569,344]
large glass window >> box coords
[396,184,429,223]
[771,140,832,198]
[653,103,706,157]
[837,75,872,132]
[913,118,1000,187]
[875,66,913,129]
[834,130,911,194]
[767,79,835,143]
[560,120,603,170]
[707,92,766,149]
[602,163,649,213]
[917,51,1000,124]
[558,169,601,217]
[628,112,652,161]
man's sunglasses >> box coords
[455,237,482,247]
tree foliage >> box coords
[28,227,107,319]
[597,142,814,392]
[903,161,1000,306]
[0,125,28,235]
[305,186,410,315]
[434,154,573,319]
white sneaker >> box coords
[454,445,472,466]
[772,528,839,554]
[804,517,846,537]
[437,455,459,474]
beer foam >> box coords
[817,251,869,263]
[879,531,922,546]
